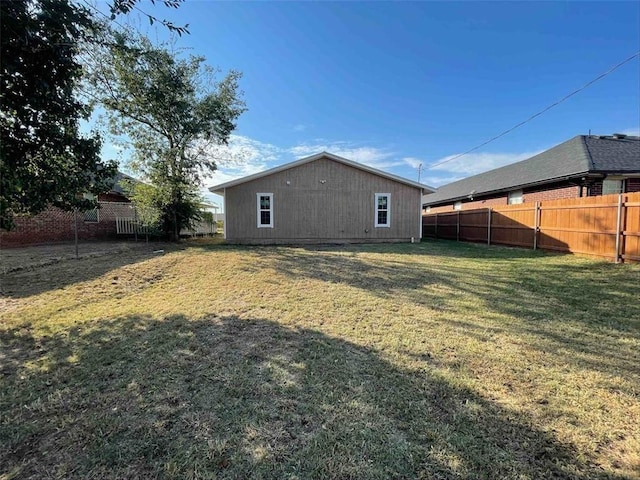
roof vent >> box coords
[613,133,627,139]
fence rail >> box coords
[180,220,217,236]
[422,192,640,263]
[115,217,151,235]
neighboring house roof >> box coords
[111,171,139,195]
[423,134,640,206]
[209,152,436,194]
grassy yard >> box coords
[1,239,639,479]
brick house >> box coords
[423,134,640,213]
[0,172,137,247]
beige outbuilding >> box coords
[209,152,434,244]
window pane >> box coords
[83,209,98,222]
[260,196,270,209]
[378,211,388,225]
[508,190,523,205]
[603,179,623,195]
[378,196,388,208]
[260,211,270,225]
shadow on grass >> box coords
[259,241,640,382]
[0,242,186,299]
[0,314,625,479]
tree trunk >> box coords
[173,208,179,242]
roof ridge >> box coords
[209,152,435,193]
[580,135,595,170]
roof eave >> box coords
[422,171,599,206]
[209,152,435,193]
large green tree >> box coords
[89,32,245,240]
[0,0,117,229]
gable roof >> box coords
[209,152,435,194]
[110,171,140,195]
[423,134,640,206]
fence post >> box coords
[456,211,460,242]
[435,213,438,239]
[74,209,79,259]
[615,194,623,263]
[133,206,138,242]
[487,208,492,245]
[533,202,540,250]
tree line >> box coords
[1,0,245,240]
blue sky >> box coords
[99,1,640,209]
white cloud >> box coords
[402,157,424,169]
[292,124,307,132]
[203,134,281,167]
[428,150,541,176]
[202,135,437,206]
[200,135,283,191]
[619,127,640,137]
[427,175,465,187]
[288,142,405,170]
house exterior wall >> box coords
[423,178,640,214]
[588,178,640,196]
[224,157,422,244]
[424,182,580,214]
[627,178,640,192]
[0,198,132,248]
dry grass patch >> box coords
[1,239,639,479]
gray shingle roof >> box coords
[423,135,640,206]
[111,171,140,195]
[585,135,640,171]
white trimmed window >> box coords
[375,193,390,227]
[257,193,273,228]
[508,189,523,205]
[603,177,624,195]
[453,201,462,211]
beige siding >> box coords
[225,157,421,244]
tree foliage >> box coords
[109,0,190,35]
[89,32,245,239]
[0,0,117,229]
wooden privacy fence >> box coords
[422,192,640,263]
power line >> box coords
[427,50,640,170]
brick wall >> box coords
[424,181,582,213]
[589,181,603,196]
[523,184,580,202]
[99,192,129,203]
[625,178,640,193]
[0,201,134,248]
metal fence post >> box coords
[615,194,623,263]
[487,208,492,245]
[533,202,540,250]
[74,209,79,259]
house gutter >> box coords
[418,188,423,240]
[222,188,227,240]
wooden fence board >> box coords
[422,192,640,263]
